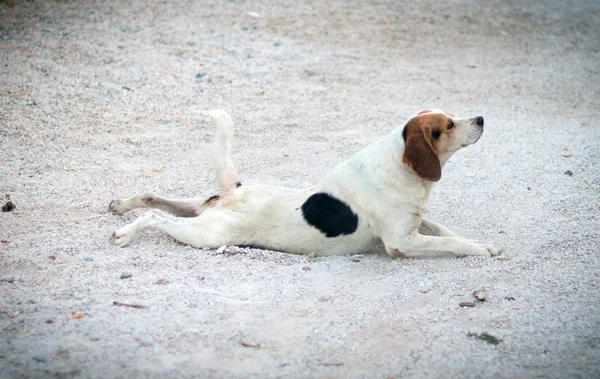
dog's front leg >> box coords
[419,218,466,238]
[419,218,503,256]
[383,232,498,258]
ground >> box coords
[1,0,599,378]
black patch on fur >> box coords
[402,125,408,141]
[236,182,242,188]
[301,193,358,238]
[432,129,441,139]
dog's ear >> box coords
[402,128,441,182]
[417,109,433,116]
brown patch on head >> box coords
[417,109,454,117]
[401,112,455,182]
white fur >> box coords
[109,110,502,258]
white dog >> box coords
[110,109,502,258]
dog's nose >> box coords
[475,116,484,127]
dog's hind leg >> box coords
[110,110,238,219]
[109,193,207,217]
[112,208,238,248]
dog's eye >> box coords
[447,121,455,130]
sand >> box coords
[1,0,599,377]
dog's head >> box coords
[401,109,484,182]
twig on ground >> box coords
[113,301,148,309]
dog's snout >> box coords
[475,116,484,127]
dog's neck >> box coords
[347,128,442,201]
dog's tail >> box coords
[206,109,241,197]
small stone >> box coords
[46,319,54,324]
[72,312,84,319]
[222,246,245,255]
[505,296,516,301]
[2,201,15,212]
[302,266,311,271]
[474,332,502,345]
[32,355,47,363]
[196,72,206,79]
[120,272,132,279]
[564,170,573,176]
[120,25,136,34]
[473,290,489,301]
[152,279,168,285]
[459,302,476,308]
[350,254,364,262]
[240,339,260,348]
[216,245,227,254]
[81,256,94,261]
[0,276,15,283]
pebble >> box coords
[216,245,227,254]
[120,272,132,279]
[0,276,15,283]
[119,25,136,34]
[473,290,489,301]
[81,256,94,261]
[2,201,15,212]
[240,339,260,348]
[302,266,311,271]
[564,170,573,176]
[350,254,364,262]
[459,302,476,308]
[32,355,47,363]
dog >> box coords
[110,109,502,258]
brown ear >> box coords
[417,109,433,116]
[402,130,441,182]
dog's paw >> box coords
[478,243,503,256]
[109,200,127,215]
[112,226,137,247]
[455,246,491,258]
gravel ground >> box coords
[1,0,599,377]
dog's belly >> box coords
[227,185,377,255]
